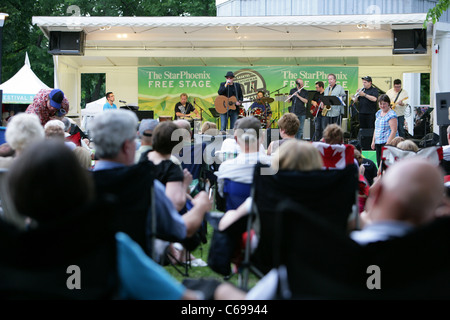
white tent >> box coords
[0,53,50,104]
[80,96,106,132]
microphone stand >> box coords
[270,85,287,126]
[193,98,211,121]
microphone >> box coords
[119,100,127,104]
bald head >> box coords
[369,158,444,225]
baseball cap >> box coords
[361,76,372,82]
[49,89,65,109]
[348,139,362,152]
[139,119,158,137]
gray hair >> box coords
[5,113,45,153]
[89,109,138,159]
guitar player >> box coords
[310,81,325,141]
[217,71,244,131]
[386,79,409,138]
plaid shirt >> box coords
[25,89,70,126]
[374,109,398,144]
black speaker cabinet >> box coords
[393,29,427,54]
[358,128,374,151]
[436,92,450,126]
[48,31,85,55]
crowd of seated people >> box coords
[1,107,450,300]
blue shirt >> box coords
[374,109,398,144]
[103,103,117,111]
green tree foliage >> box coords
[424,0,450,27]
[0,0,216,90]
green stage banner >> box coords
[138,66,358,125]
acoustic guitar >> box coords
[214,95,238,114]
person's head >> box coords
[296,78,304,88]
[89,109,138,165]
[256,91,265,100]
[366,158,444,226]
[201,121,218,135]
[388,136,405,147]
[152,121,180,156]
[378,94,391,112]
[348,139,362,153]
[180,93,188,105]
[361,76,373,89]
[225,71,235,83]
[47,89,67,117]
[173,119,192,140]
[393,79,402,92]
[234,116,262,153]
[73,146,92,169]
[315,81,325,92]
[0,143,15,157]
[277,113,300,138]
[446,125,450,141]
[354,149,363,166]
[61,117,72,133]
[327,74,336,87]
[7,140,94,223]
[323,123,344,145]
[5,113,45,156]
[138,119,158,146]
[44,120,66,141]
[397,140,419,152]
[106,92,115,103]
[272,140,323,171]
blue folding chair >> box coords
[223,178,252,211]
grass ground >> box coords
[163,222,259,291]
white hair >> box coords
[5,113,45,153]
[44,119,65,131]
[89,109,138,159]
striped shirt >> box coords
[374,109,398,144]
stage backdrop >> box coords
[138,66,359,126]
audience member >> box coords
[0,139,207,300]
[89,109,211,260]
[348,139,377,186]
[73,146,93,169]
[351,158,444,244]
[387,136,405,147]
[5,113,45,159]
[267,113,300,155]
[135,119,158,164]
[147,121,191,212]
[44,119,77,150]
[322,123,344,145]
[397,139,419,152]
[200,121,219,136]
[214,116,270,198]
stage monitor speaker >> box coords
[436,92,450,126]
[358,128,374,151]
[48,31,85,55]
[392,29,427,54]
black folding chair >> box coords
[240,162,359,290]
[272,199,450,299]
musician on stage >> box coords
[386,79,409,137]
[250,90,272,128]
[310,81,325,141]
[217,71,243,131]
[174,93,199,120]
[354,76,379,130]
[323,73,346,127]
[287,78,308,140]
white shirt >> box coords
[215,151,271,197]
[386,88,409,117]
[350,220,414,245]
